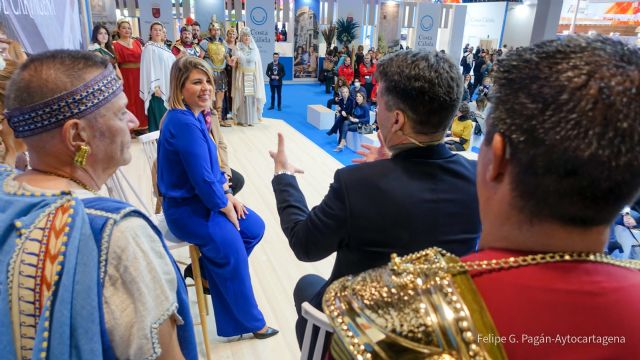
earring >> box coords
[74,144,91,167]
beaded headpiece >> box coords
[6,65,122,138]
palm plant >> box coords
[321,25,337,48]
[335,18,359,46]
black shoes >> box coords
[277,107,282,111]
[183,263,211,295]
[253,327,279,339]
[268,106,274,110]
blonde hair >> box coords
[168,56,215,110]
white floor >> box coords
[118,119,340,359]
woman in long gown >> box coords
[140,22,175,132]
[231,27,266,126]
[157,56,278,339]
[113,19,148,132]
[88,24,123,80]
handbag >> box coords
[357,123,374,135]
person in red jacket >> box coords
[358,54,376,103]
[337,56,354,85]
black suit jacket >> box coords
[272,144,480,308]
[266,62,285,86]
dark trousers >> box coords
[229,168,244,195]
[471,72,483,96]
[270,84,282,108]
[340,121,359,142]
[293,274,331,359]
[325,74,334,93]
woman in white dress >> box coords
[231,27,266,126]
[140,22,175,132]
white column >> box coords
[529,0,563,45]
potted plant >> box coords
[321,25,336,49]
[335,17,359,46]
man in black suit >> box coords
[269,50,480,352]
[266,52,285,111]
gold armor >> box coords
[323,248,507,360]
[207,41,227,70]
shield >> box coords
[152,6,161,19]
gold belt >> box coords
[120,62,140,69]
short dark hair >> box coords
[273,52,279,56]
[485,35,640,226]
[6,50,109,111]
[192,21,201,27]
[375,50,462,134]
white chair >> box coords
[300,302,335,360]
[109,132,212,360]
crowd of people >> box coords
[0,18,639,360]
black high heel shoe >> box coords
[253,327,279,340]
[183,264,211,295]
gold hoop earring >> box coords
[74,144,91,167]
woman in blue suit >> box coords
[157,56,278,339]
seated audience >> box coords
[324,35,640,359]
[337,56,354,85]
[608,196,640,258]
[472,95,488,135]
[349,79,367,102]
[461,73,472,102]
[339,92,370,140]
[445,102,474,151]
[325,76,347,110]
[269,49,480,353]
[1,50,197,359]
[325,85,355,151]
[157,56,278,340]
[472,76,492,101]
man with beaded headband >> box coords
[200,17,232,127]
[323,36,640,359]
[0,50,197,359]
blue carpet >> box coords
[262,83,358,167]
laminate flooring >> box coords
[118,119,341,359]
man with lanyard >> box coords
[199,19,231,127]
[171,25,203,59]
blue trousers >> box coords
[164,196,266,336]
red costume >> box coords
[113,40,147,130]
[464,249,640,359]
[338,64,354,85]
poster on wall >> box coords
[460,2,508,54]
[90,0,117,30]
[293,0,319,79]
[413,3,442,52]
[139,0,174,43]
[379,1,401,51]
[246,0,275,79]
[0,0,84,54]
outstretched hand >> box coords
[352,131,391,164]
[269,133,304,174]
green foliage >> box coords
[335,18,359,46]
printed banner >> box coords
[0,0,84,54]
[90,0,117,30]
[246,0,275,81]
[460,2,508,52]
[414,3,442,52]
[139,0,174,43]
[294,0,320,79]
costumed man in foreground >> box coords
[171,21,203,59]
[0,50,197,359]
[323,36,640,359]
[200,18,232,127]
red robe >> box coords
[113,40,147,130]
[464,248,640,359]
[338,64,354,85]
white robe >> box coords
[140,42,175,114]
[232,42,266,124]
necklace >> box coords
[391,247,640,275]
[31,169,99,193]
[118,38,132,48]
